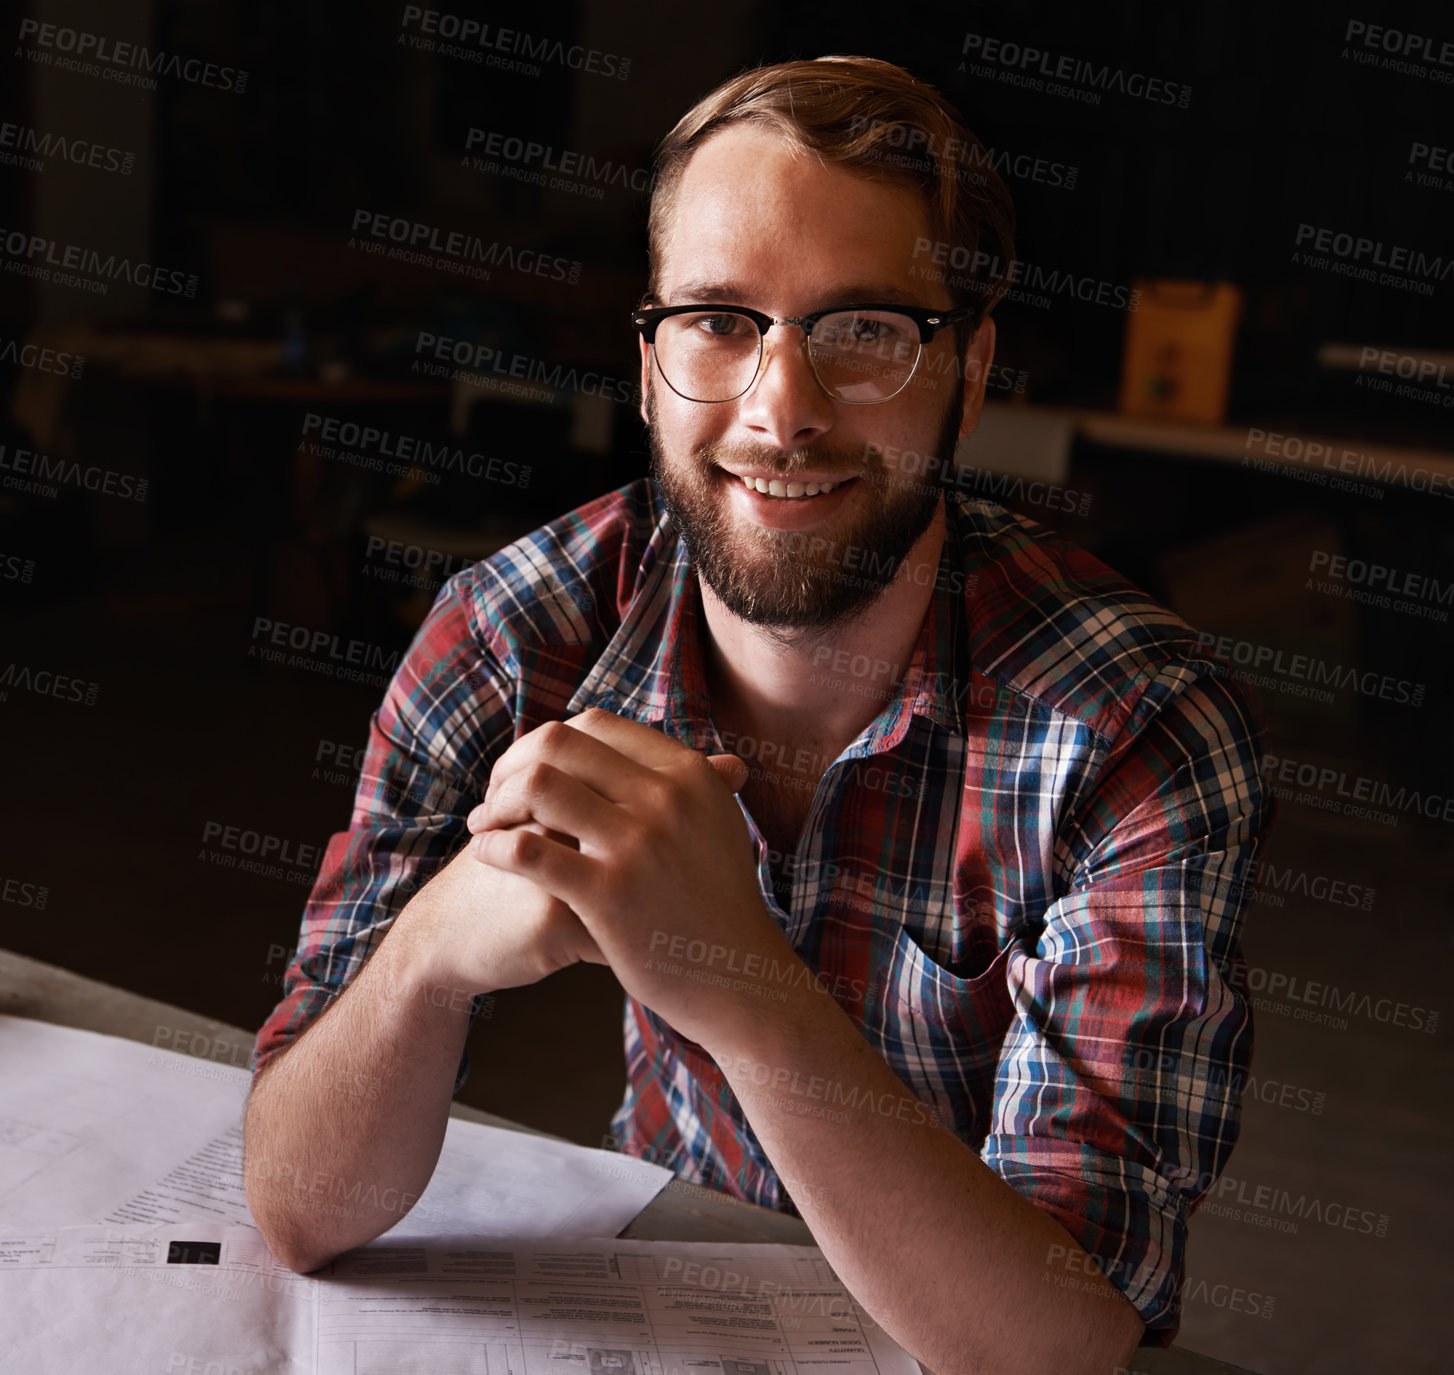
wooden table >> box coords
[0,949,1257,1374]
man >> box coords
[245,55,1269,1374]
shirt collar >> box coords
[566,484,968,749]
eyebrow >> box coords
[667,280,926,309]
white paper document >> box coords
[0,1015,670,1241]
[0,1225,921,1374]
[0,1224,312,1374]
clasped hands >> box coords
[464,707,795,1051]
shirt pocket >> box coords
[861,924,1018,1149]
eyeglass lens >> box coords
[652,310,923,402]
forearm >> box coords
[710,981,1145,1375]
[243,905,474,1273]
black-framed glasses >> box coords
[631,300,979,404]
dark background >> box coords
[2,2,1450,1370]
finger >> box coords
[472,763,617,847]
[471,825,594,913]
[478,717,658,816]
[467,818,577,860]
[559,706,694,768]
[705,753,749,792]
[569,710,744,794]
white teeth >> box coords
[740,475,841,499]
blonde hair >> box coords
[646,55,1017,355]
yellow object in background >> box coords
[1119,280,1243,424]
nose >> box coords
[734,323,836,449]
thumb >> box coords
[705,752,750,792]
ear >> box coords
[958,316,997,439]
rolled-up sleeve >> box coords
[250,569,518,1092]
[981,662,1271,1344]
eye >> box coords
[687,312,750,338]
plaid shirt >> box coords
[254,476,1270,1344]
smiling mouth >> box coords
[730,474,858,500]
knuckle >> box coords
[509,828,539,864]
[514,759,557,804]
[535,718,570,752]
[621,816,661,861]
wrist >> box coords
[372,900,482,1020]
[693,932,828,1066]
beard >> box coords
[647,369,964,640]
